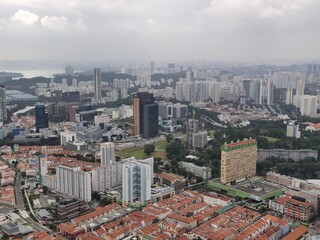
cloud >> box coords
[40,16,69,31]
[1,0,320,61]
[11,9,39,25]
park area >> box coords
[116,140,168,159]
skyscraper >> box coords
[35,103,49,132]
[242,79,251,99]
[100,142,115,166]
[296,80,305,96]
[94,68,102,100]
[286,83,293,105]
[220,138,257,184]
[133,92,158,138]
[122,157,153,205]
[0,85,7,122]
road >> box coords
[15,171,24,210]
[0,157,52,233]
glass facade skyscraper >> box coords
[35,103,49,132]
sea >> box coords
[0,61,70,79]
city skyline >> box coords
[0,0,320,62]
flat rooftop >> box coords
[233,179,281,197]
[209,178,283,201]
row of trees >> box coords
[257,156,320,178]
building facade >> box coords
[94,68,101,101]
[91,163,122,192]
[100,142,115,166]
[284,198,313,222]
[35,103,49,133]
[133,92,158,138]
[179,162,212,180]
[122,158,153,205]
[55,165,92,202]
[0,85,7,122]
[220,138,257,184]
[258,149,318,162]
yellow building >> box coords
[221,138,257,184]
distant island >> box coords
[0,71,23,81]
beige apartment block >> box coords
[221,138,257,184]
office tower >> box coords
[220,138,257,184]
[286,83,293,105]
[65,65,74,75]
[35,103,49,133]
[133,92,158,138]
[91,162,122,192]
[296,80,305,96]
[55,165,92,202]
[62,91,80,103]
[100,142,115,166]
[168,103,188,119]
[0,85,7,122]
[94,68,102,100]
[122,158,153,205]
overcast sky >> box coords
[0,0,320,62]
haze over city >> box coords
[1,0,320,239]
[0,0,320,62]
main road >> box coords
[0,157,52,233]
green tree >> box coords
[166,134,174,143]
[144,144,155,155]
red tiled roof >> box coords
[275,195,291,205]
[224,139,256,148]
[282,225,309,240]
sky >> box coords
[0,0,320,62]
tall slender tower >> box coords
[122,158,153,205]
[100,142,115,166]
[296,80,305,96]
[35,103,48,133]
[94,68,102,100]
[133,92,158,138]
[0,85,7,122]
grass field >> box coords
[208,130,216,138]
[116,140,168,159]
[263,136,278,143]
